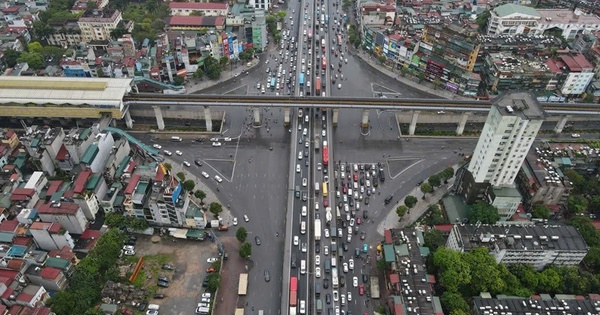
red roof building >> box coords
[73,169,92,194]
[124,174,140,195]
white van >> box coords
[148,304,160,311]
[171,136,182,142]
[301,260,306,274]
[301,221,306,234]
[299,300,306,314]
[331,257,337,268]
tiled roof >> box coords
[39,267,61,280]
[38,202,80,215]
[168,16,225,27]
[124,174,140,195]
[73,169,92,194]
[0,220,18,232]
[55,144,68,160]
[169,2,227,10]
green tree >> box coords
[583,94,596,103]
[17,51,44,69]
[531,204,552,219]
[440,291,469,314]
[423,229,446,252]
[163,163,172,171]
[570,216,600,247]
[396,205,408,220]
[536,267,561,294]
[566,195,588,216]
[182,179,195,191]
[450,310,469,315]
[433,77,441,90]
[209,202,223,216]
[376,257,388,272]
[96,68,105,78]
[206,273,220,293]
[442,167,455,181]
[420,182,433,195]
[583,246,600,272]
[404,195,418,208]
[84,307,104,315]
[589,195,600,214]
[564,169,587,194]
[239,241,252,258]
[510,264,539,290]
[425,204,446,225]
[432,247,471,292]
[28,42,43,53]
[378,55,386,64]
[468,202,500,224]
[418,72,425,83]
[173,75,185,86]
[204,56,221,80]
[104,212,128,228]
[2,49,21,67]
[476,10,491,32]
[176,172,186,182]
[401,66,408,77]
[193,67,204,79]
[219,56,228,69]
[236,227,248,242]
[194,190,206,202]
[428,174,441,187]
[130,218,148,231]
[463,247,505,295]
[110,27,128,40]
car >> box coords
[202,292,212,299]
[195,160,203,167]
[302,178,307,187]
[357,217,362,225]
[201,171,209,178]
[341,294,346,305]
[333,290,339,301]
[359,284,365,295]
[326,293,331,303]
[349,259,354,270]
[121,308,134,315]
[264,270,271,282]
[183,161,191,167]
[214,175,222,183]
[255,236,262,245]
[162,264,175,270]
[207,257,218,263]
[212,142,222,147]
[324,245,329,255]
[224,137,232,142]
[244,215,250,222]
[233,217,238,226]
[163,150,172,156]
[338,228,343,238]
[124,249,135,256]
[572,133,581,138]
[316,267,321,278]
[324,228,330,238]
[175,150,183,156]
[157,281,169,288]
[153,144,162,149]
[363,211,369,219]
[123,245,135,251]
[301,242,307,252]
[363,274,369,283]
[345,58,348,63]
[353,276,358,287]
[305,141,309,148]
[317,163,322,170]
[360,231,366,240]
[294,235,299,246]
[338,83,342,89]
[202,277,209,287]
[206,267,217,273]
[350,218,355,226]
[296,164,301,173]
[363,243,368,252]
[343,262,349,273]
[347,291,352,302]
[301,206,307,217]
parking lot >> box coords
[132,235,220,314]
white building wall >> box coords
[38,211,87,234]
[491,195,521,220]
[90,132,114,173]
[561,72,594,95]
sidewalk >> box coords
[376,165,457,235]
[183,58,261,94]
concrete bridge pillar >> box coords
[361,109,370,128]
[125,110,133,129]
[456,112,470,135]
[204,106,213,132]
[284,107,291,127]
[253,107,261,126]
[408,111,420,136]
[332,109,339,127]
[153,106,165,131]
[554,115,571,134]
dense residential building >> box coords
[486,4,600,39]
[169,2,229,17]
[446,224,588,270]
[516,148,570,208]
[473,295,600,315]
[37,202,88,234]
[546,54,595,95]
[467,92,544,186]
[248,0,271,11]
[482,52,554,93]
[77,9,123,42]
[166,16,226,32]
[422,24,480,72]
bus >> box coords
[321,14,325,25]
[290,276,298,306]
[322,144,329,166]
[337,35,342,46]
[299,73,305,85]
[270,77,276,89]
[238,273,248,296]
[322,182,328,197]
[315,77,321,95]
[325,14,329,24]
[370,276,381,299]
[322,57,327,70]
[331,267,339,288]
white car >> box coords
[163,150,172,156]
[338,83,342,89]
[349,218,355,226]
[212,142,222,147]
[571,133,581,138]
[305,141,309,148]
[324,228,330,238]
[333,290,339,302]
[317,163,322,170]
[175,150,183,156]
[215,175,222,183]
[349,259,354,270]
[324,246,329,256]
[343,262,349,273]
[202,171,209,178]
[296,164,301,173]
[233,217,238,226]
[302,206,307,217]
[207,258,218,263]
[183,161,191,167]
[244,215,250,222]
[224,137,232,142]
[210,137,219,142]
[315,255,320,266]
[302,178,307,187]
[347,292,352,301]
[322,130,326,137]
[301,243,307,252]
[153,144,162,149]
[315,267,321,278]
[294,235,299,246]
[353,276,358,287]
[298,151,303,160]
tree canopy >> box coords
[468,202,500,224]
[404,195,418,208]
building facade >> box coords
[467,92,544,186]
[77,9,123,42]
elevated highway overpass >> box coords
[0,76,598,135]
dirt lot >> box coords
[131,234,220,315]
